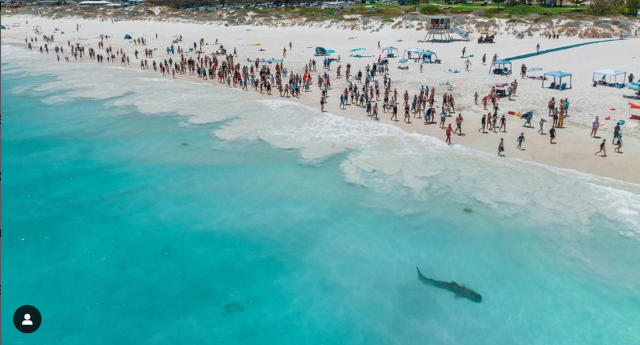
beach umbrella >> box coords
[124,34,132,39]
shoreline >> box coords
[2,16,640,188]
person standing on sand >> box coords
[445,124,453,145]
[517,132,525,150]
[538,117,546,134]
[536,43,540,54]
[595,139,607,157]
[548,97,555,115]
[591,116,600,137]
[549,127,556,144]
[474,91,479,105]
[482,53,487,65]
[498,138,505,157]
[392,103,398,121]
[479,114,487,133]
[404,103,411,123]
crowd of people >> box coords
[21,29,628,159]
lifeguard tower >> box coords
[423,16,453,42]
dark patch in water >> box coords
[224,302,245,315]
[463,208,473,214]
[181,142,189,146]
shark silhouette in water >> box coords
[416,267,482,303]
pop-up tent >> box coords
[124,34,132,39]
[421,50,440,64]
[381,46,399,58]
[629,102,640,120]
[542,71,572,90]
[490,59,512,75]
[592,68,626,87]
[315,47,334,56]
[403,48,424,61]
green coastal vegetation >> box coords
[139,0,637,18]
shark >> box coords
[416,267,482,303]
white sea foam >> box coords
[3,44,640,240]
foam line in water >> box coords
[2,43,639,241]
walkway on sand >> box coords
[503,38,621,62]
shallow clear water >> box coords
[2,45,640,345]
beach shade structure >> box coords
[124,34,132,39]
[490,59,512,75]
[315,47,327,56]
[381,46,399,58]
[349,48,371,58]
[421,51,441,64]
[592,69,627,88]
[403,48,424,61]
[542,71,572,90]
[629,102,640,120]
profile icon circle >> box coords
[13,305,41,333]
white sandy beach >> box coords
[2,15,640,185]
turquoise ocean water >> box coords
[2,44,640,344]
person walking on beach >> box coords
[517,132,525,150]
[613,122,621,144]
[594,139,607,157]
[474,91,479,105]
[454,113,463,135]
[536,43,540,54]
[445,124,453,145]
[479,114,487,133]
[615,135,623,153]
[498,114,506,132]
[538,117,545,134]
[549,127,556,144]
[498,138,505,157]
